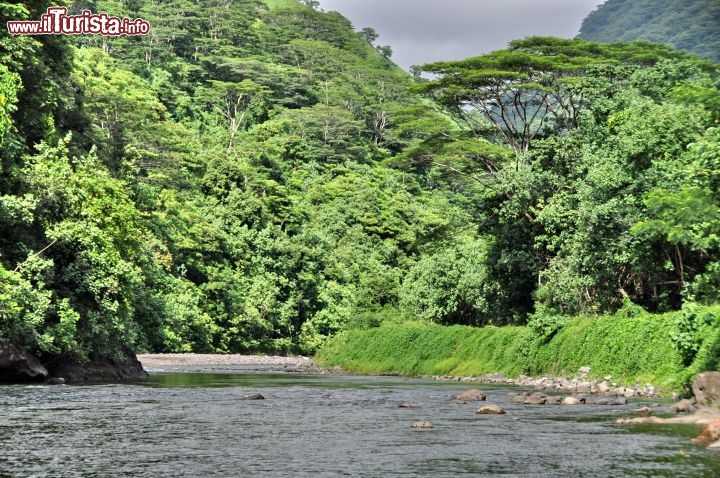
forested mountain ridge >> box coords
[1,0,719,370]
[579,0,720,63]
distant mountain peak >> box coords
[579,0,720,63]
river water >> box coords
[1,369,718,477]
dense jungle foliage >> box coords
[580,0,720,63]
[0,0,718,363]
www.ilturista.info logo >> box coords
[7,7,150,36]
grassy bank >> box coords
[316,305,720,391]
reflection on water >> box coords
[0,373,718,477]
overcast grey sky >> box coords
[316,0,605,70]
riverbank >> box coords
[316,305,720,396]
[139,353,659,398]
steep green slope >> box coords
[579,0,720,63]
[318,304,720,391]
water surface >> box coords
[1,372,718,477]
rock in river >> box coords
[544,395,562,405]
[508,392,531,403]
[476,405,506,415]
[523,393,548,405]
[411,421,434,429]
[457,389,486,402]
[241,393,266,400]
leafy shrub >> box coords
[671,303,716,366]
[399,238,492,326]
[526,308,570,341]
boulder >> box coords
[399,402,419,409]
[562,396,582,405]
[693,419,720,446]
[45,352,148,382]
[596,381,610,394]
[634,407,653,417]
[0,341,48,382]
[692,372,720,407]
[457,389,486,402]
[476,404,506,415]
[411,421,433,429]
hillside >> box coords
[579,0,720,63]
[1,0,480,360]
[1,1,718,376]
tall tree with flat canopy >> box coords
[415,37,700,154]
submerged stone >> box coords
[411,421,433,429]
[242,393,265,400]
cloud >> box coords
[316,0,604,69]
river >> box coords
[1,369,718,477]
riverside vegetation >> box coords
[317,304,720,391]
[0,0,719,389]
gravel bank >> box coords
[137,354,342,374]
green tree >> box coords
[359,27,378,44]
